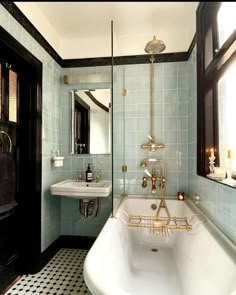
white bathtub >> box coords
[84,196,236,295]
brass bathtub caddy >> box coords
[127,215,192,237]
[125,158,204,237]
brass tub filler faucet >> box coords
[141,158,167,195]
[123,158,206,236]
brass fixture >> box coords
[142,177,147,188]
[127,215,192,237]
[141,159,167,195]
[156,197,170,220]
[122,88,127,96]
[143,168,161,194]
[141,35,165,152]
[140,158,166,170]
[122,165,127,172]
[140,158,171,226]
[144,35,166,55]
[141,135,164,152]
[151,173,157,194]
[124,211,207,237]
[177,192,185,200]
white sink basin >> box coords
[50,179,112,199]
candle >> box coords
[210,148,215,158]
[214,167,225,178]
[227,149,232,159]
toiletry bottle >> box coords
[86,164,93,182]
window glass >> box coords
[218,58,236,172]
[217,2,236,47]
[9,69,17,122]
[204,27,213,69]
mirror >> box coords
[71,88,111,154]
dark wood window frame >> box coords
[197,2,236,184]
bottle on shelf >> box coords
[86,163,93,182]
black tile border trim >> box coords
[0,2,62,65]
[40,235,96,270]
[1,2,196,67]
[187,33,196,58]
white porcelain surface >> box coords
[84,196,236,295]
[50,179,112,199]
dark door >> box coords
[0,26,42,292]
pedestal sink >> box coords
[50,179,112,199]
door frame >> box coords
[0,25,42,273]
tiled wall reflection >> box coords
[113,62,189,196]
[188,47,236,244]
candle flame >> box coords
[227,150,232,159]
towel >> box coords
[0,153,17,214]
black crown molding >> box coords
[187,33,196,58]
[1,2,196,67]
[1,1,63,65]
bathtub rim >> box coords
[113,195,236,265]
[84,195,236,295]
[83,218,131,295]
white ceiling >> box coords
[15,2,199,59]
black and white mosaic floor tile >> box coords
[4,248,91,295]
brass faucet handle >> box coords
[142,176,147,188]
[160,176,166,189]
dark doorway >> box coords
[75,98,90,154]
[0,26,42,292]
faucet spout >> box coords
[151,177,157,193]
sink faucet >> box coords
[95,170,101,183]
[77,170,83,182]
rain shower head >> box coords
[144,35,166,54]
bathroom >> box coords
[0,2,235,295]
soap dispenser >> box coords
[86,163,93,182]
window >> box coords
[0,62,19,123]
[218,59,236,172]
[217,3,236,47]
[197,2,236,187]
[9,69,18,123]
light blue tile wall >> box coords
[188,47,236,244]
[0,5,62,252]
[60,66,112,236]
[113,62,189,196]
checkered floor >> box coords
[4,248,91,295]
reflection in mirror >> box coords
[71,88,111,155]
[217,59,236,186]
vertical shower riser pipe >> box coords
[150,55,155,140]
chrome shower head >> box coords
[144,35,166,54]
